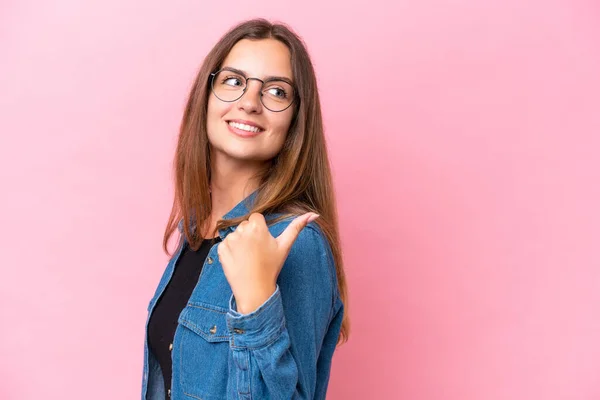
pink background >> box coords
[1,0,600,399]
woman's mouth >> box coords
[226,120,264,137]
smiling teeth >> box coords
[229,121,261,133]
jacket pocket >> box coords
[177,302,230,400]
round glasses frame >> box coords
[209,69,297,113]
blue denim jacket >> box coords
[141,191,344,399]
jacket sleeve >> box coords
[225,224,343,400]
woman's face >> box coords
[206,38,295,166]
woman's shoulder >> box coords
[266,213,329,252]
[268,214,338,291]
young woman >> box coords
[141,18,349,400]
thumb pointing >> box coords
[276,212,319,253]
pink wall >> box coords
[1,0,599,399]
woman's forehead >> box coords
[222,38,293,80]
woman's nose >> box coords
[237,80,263,114]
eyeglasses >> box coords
[209,67,297,112]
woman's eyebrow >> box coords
[221,66,294,86]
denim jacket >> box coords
[141,191,344,399]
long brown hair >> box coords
[162,18,349,344]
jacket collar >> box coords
[217,188,260,237]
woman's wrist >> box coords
[235,284,277,314]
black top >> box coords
[147,236,221,397]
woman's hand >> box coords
[218,212,319,314]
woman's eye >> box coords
[266,87,287,98]
[223,76,243,87]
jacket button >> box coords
[209,325,217,334]
[233,328,245,334]
[207,256,213,264]
[169,343,173,351]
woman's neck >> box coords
[203,149,267,235]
